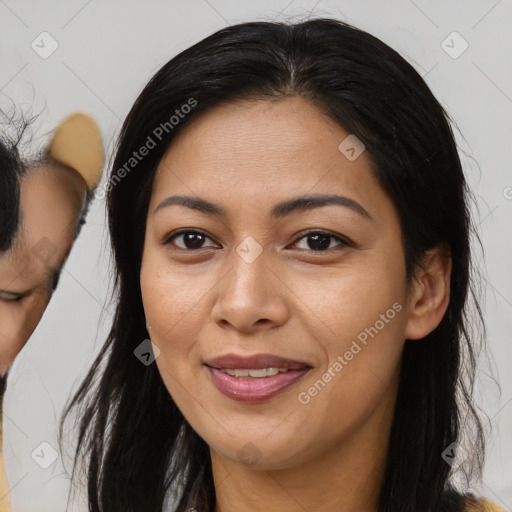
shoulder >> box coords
[461,495,506,512]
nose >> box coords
[211,243,290,334]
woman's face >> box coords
[0,164,86,375]
[140,97,417,470]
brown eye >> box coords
[292,231,353,252]
[164,230,218,250]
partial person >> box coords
[0,112,104,510]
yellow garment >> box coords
[0,418,11,512]
[463,495,506,512]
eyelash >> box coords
[1,294,24,303]
[163,229,353,253]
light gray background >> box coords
[0,0,511,510]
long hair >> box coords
[60,18,487,512]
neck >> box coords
[210,374,397,512]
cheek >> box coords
[0,299,47,372]
[287,281,406,455]
[140,250,210,363]
[294,254,407,402]
[20,296,49,341]
[294,255,407,347]
[140,256,217,431]
[0,306,26,366]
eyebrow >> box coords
[154,194,372,221]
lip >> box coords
[204,353,312,403]
[204,353,310,370]
[206,366,311,403]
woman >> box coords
[61,18,504,512]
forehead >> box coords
[150,97,391,221]
[158,96,359,176]
[0,164,84,289]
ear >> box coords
[404,244,452,340]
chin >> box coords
[207,432,311,471]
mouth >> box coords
[204,353,312,403]
[212,367,295,378]
[204,352,311,370]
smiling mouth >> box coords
[203,352,311,371]
[204,362,312,403]
[213,367,294,378]
[203,352,312,401]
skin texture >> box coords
[0,162,86,376]
[140,97,451,512]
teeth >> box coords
[221,368,290,378]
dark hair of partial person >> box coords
[59,18,490,512]
[0,126,24,253]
